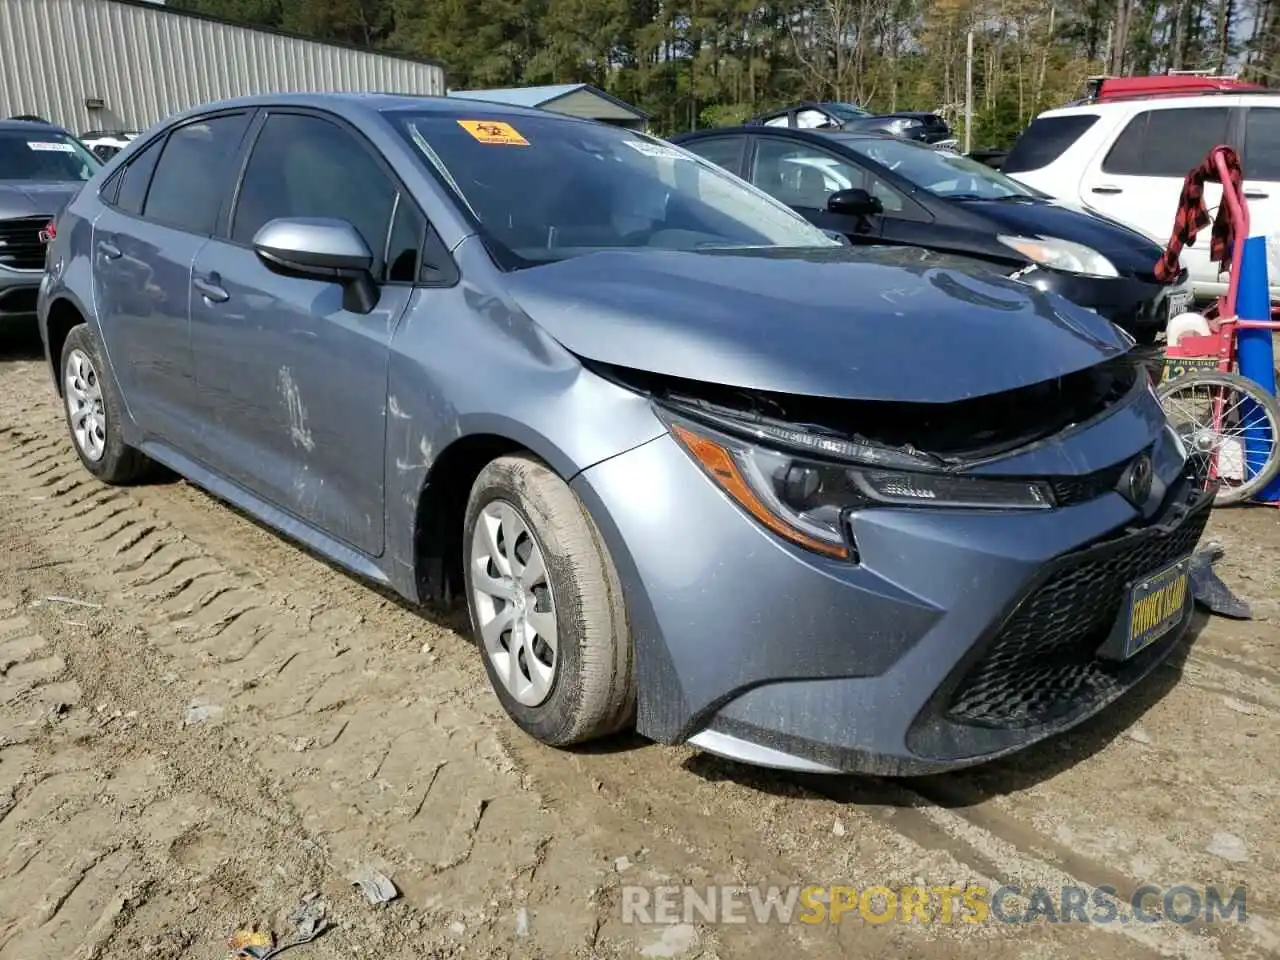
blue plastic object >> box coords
[1233,235,1280,502]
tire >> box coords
[59,324,152,484]
[463,454,634,746]
[1157,370,1280,505]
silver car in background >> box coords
[0,119,98,325]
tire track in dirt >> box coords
[0,372,899,958]
[2,350,1275,958]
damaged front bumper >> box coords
[571,378,1208,777]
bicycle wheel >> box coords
[1157,370,1280,505]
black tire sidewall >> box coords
[60,324,136,482]
[462,461,596,746]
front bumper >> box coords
[1018,267,1190,335]
[0,269,42,321]
[573,392,1207,776]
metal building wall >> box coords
[0,0,446,134]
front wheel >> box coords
[1157,370,1280,505]
[463,454,634,746]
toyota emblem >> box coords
[1124,453,1154,506]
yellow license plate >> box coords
[1125,558,1191,657]
[1161,356,1220,382]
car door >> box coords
[1239,103,1280,299]
[1077,102,1238,293]
[189,109,420,558]
[91,112,252,447]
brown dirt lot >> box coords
[0,324,1277,960]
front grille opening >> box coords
[945,491,1210,729]
[0,286,38,314]
[0,215,52,270]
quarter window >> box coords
[1101,107,1231,178]
[231,113,404,281]
[111,138,162,216]
[143,113,250,234]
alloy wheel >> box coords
[470,500,559,706]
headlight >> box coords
[657,404,1055,561]
[998,235,1119,278]
[884,117,924,137]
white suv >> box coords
[1003,93,1280,304]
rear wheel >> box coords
[60,324,151,484]
[1157,370,1280,505]
[463,454,634,746]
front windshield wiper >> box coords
[947,193,1039,202]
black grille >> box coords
[0,215,52,270]
[1047,459,1130,506]
[945,490,1211,729]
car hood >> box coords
[959,197,1165,275]
[0,180,83,217]
[503,246,1129,403]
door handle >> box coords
[193,276,229,303]
[1090,185,1123,195]
[96,240,121,259]
[1244,190,1269,200]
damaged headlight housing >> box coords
[998,234,1119,279]
[657,404,1055,561]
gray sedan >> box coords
[37,93,1208,775]
[0,119,98,324]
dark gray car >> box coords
[37,94,1208,776]
[0,119,98,324]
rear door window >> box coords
[142,113,252,234]
[1101,107,1232,177]
[680,137,746,176]
[1242,107,1280,181]
[1002,114,1100,173]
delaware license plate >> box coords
[1123,557,1191,658]
[1161,355,1221,382]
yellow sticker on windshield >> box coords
[457,120,529,146]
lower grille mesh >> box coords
[946,497,1210,728]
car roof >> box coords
[674,125,901,143]
[160,91,590,128]
[1037,91,1280,118]
[0,118,75,135]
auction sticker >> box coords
[27,141,75,152]
[457,120,529,145]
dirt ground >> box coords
[0,324,1277,960]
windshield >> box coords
[389,113,839,266]
[841,137,1040,200]
[822,102,872,121]
[0,129,99,182]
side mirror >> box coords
[828,188,883,218]
[253,217,379,313]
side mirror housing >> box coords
[253,217,379,313]
[828,188,883,218]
